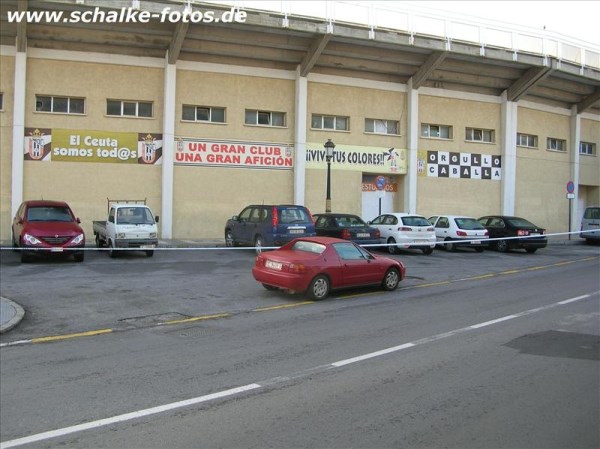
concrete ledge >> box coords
[0,297,25,334]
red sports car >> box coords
[252,236,406,300]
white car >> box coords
[428,215,489,252]
[368,213,436,255]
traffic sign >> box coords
[566,181,575,194]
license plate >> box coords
[357,233,370,238]
[472,240,481,244]
[265,260,282,271]
[529,233,540,236]
[289,229,304,234]
[50,247,64,253]
[140,244,155,249]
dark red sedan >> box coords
[252,236,406,300]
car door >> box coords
[368,215,387,242]
[433,216,450,241]
[232,206,253,244]
[333,242,381,286]
[482,217,506,239]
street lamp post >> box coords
[324,139,335,213]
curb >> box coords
[0,297,25,334]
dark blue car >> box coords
[314,213,380,246]
[225,204,316,253]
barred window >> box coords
[311,114,349,131]
[517,133,538,148]
[466,127,494,143]
[107,99,153,118]
[365,118,399,135]
[36,95,85,114]
[421,123,452,139]
[183,105,225,123]
[245,109,286,127]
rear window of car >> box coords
[335,216,365,227]
[507,218,536,228]
[455,218,485,230]
[279,207,311,224]
[291,240,326,254]
[402,216,431,227]
[583,207,600,219]
[27,206,73,222]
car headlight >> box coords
[117,233,126,239]
[150,232,157,238]
[23,233,42,245]
[71,233,85,245]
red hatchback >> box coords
[252,236,406,300]
[11,200,86,262]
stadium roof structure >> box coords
[1,0,599,114]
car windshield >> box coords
[291,240,326,254]
[583,208,600,219]
[27,206,73,222]
[335,216,366,228]
[402,216,431,227]
[507,218,537,228]
[454,218,485,230]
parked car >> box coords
[368,213,436,254]
[580,206,600,244]
[428,215,489,252]
[225,204,316,253]
[313,213,380,246]
[252,236,405,300]
[11,199,85,263]
[477,215,547,253]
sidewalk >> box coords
[0,297,25,334]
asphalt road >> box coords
[1,243,599,448]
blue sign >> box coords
[375,175,387,191]
[566,181,575,194]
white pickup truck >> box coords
[93,200,159,257]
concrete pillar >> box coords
[404,79,418,214]
[500,92,517,215]
[11,50,26,217]
[161,56,176,238]
[294,67,307,205]
[570,106,581,235]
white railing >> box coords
[200,0,600,70]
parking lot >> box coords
[1,238,598,342]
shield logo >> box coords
[142,134,156,164]
[28,129,45,160]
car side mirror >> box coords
[18,218,24,225]
[154,215,160,223]
[76,218,81,224]
[232,215,239,221]
[109,216,114,223]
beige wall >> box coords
[0,55,14,238]
[417,95,502,218]
[580,117,600,188]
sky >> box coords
[383,1,599,47]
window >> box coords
[517,133,538,148]
[182,105,225,123]
[35,95,84,114]
[421,123,452,139]
[106,99,153,118]
[547,137,566,152]
[245,109,286,127]
[580,141,596,156]
[466,127,494,143]
[0,92,3,110]
[311,114,349,131]
[365,118,399,135]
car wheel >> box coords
[74,253,84,262]
[444,238,456,252]
[254,235,263,254]
[421,247,433,255]
[387,237,398,254]
[145,250,154,257]
[308,275,330,301]
[108,240,117,258]
[262,284,278,291]
[225,229,234,247]
[525,248,537,254]
[496,239,509,252]
[382,268,400,291]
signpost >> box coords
[566,181,575,239]
[375,176,387,216]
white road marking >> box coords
[1,291,597,449]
